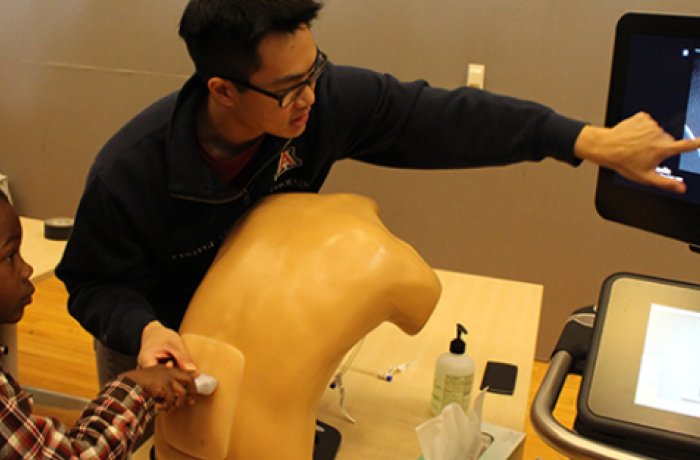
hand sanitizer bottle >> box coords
[431,323,475,415]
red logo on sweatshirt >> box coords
[275,147,302,180]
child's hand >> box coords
[120,366,197,412]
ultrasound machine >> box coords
[531,12,700,460]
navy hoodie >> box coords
[56,62,584,354]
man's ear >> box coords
[207,77,238,107]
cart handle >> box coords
[530,350,652,460]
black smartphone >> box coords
[480,361,517,395]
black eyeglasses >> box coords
[225,49,328,108]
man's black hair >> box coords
[0,189,8,204]
[179,0,323,83]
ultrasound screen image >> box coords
[681,58,700,174]
[615,35,700,205]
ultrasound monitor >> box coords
[579,12,700,458]
[577,273,700,458]
[595,12,700,248]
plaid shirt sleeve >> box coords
[0,370,155,459]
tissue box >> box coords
[417,422,525,460]
[477,422,525,459]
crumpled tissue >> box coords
[416,389,488,460]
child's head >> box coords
[0,190,34,324]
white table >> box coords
[315,269,542,459]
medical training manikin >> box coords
[154,193,442,459]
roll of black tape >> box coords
[44,217,74,241]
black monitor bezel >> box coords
[577,272,700,454]
[595,12,700,247]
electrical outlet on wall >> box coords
[466,63,485,89]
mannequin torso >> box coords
[155,193,441,459]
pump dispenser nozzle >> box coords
[450,323,468,354]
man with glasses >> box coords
[57,0,699,413]
[225,48,328,109]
